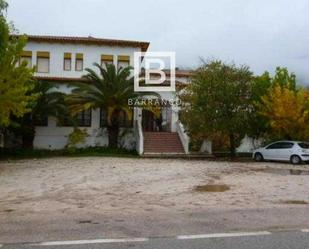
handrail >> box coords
[176,120,189,154]
[135,120,144,155]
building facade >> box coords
[21,35,191,154]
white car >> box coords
[253,141,309,164]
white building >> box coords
[20,35,191,155]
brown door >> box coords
[142,110,157,131]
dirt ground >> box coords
[0,157,308,215]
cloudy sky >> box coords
[6,0,309,85]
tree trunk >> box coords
[0,128,4,148]
[229,133,236,158]
[107,125,119,148]
[22,124,35,149]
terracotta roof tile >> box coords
[12,34,149,52]
[34,76,86,82]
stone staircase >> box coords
[143,132,185,154]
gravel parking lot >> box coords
[1,157,308,214]
[0,157,309,242]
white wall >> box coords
[34,109,135,150]
[25,41,137,78]
[236,135,264,153]
[26,41,190,149]
[28,41,139,150]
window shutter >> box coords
[37,51,50,58]
[64,52,71,59]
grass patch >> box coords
[195,184,230,192]
[0,147,138,160]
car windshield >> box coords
[298,142,309,149]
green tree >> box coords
[247,67,300,140]
[179,60,253,157]
[24,82,67,148]
[255,68,309,141]
[0,0,35,128]
[67,63,156,148]
[272,67,296,91]
[258,85,309,140]
[252,67,306,141]
[247,72,272,138]
[10,81,68,148]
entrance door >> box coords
[142,110,158,131]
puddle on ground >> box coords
[253,168,309,176]
[2,209,14,213]
[78,220,92,224]
[77,220,100,225]
[195,184,230,192]
[279,200,309,205]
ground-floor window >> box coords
[118,109,133,128]
[100,108,108,127]
[76,109,91,127]
[100,108,133,128]
[57,110,91,127]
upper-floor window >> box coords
[75,53,83,71]
[19,51,32,68]
[37,51,50,73]
[63,52,72,71]
[101,54,114,69]
[117,55,130,70]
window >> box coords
[100,108,108,127]
[101,54,114,68]
[280,142,294,149]
[100,109,133,127]
[266,142,294,149]
[118,109,133,127]
[63,53,72,71]
[20,51,32,68]
[37,51,50,73]
[117,55,130,70]
[75,53,83,71]
[266,143,282,149]
[76,109,91,127]
[57,116,74,127]
[299,142,309,149]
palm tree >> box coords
[67,63,156,148]
[16,81,68,148]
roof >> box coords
[140,69,193,78]
[35,76,87,82]
[163,69,193,77]
[12,34,150,52]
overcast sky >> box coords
[6,0,309,85]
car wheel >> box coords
[290,155,302,165]
[254,153,264,162]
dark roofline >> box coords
[34,76,188,87]
[163,69,193,77]
[34,76,86,83]
[140,69,193,78]
[12,34,150,53]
